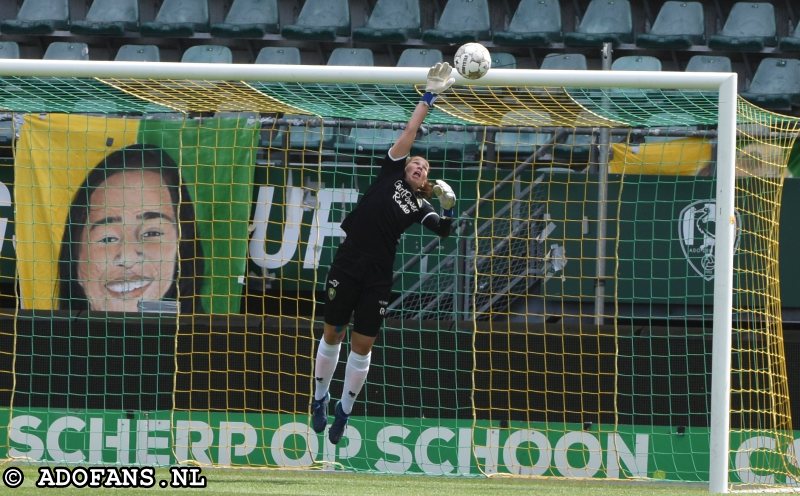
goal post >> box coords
[0,59,795,493]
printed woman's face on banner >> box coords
[76,169,179,312]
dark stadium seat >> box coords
[492,0,562,47]
[708,2,777,51]
[336,104,404,155]
[352,0,421,43]
[181,45,233,63]
[210,0,279,38]
[539,53,588,70]
[115,44,160,62]
[0,42,20,59]
[779,22,800,51]
[740,58,800,110]
[70,0,139,36]
[563,0,633,47]
[611,55,662,71]
[635,1,704,50]
[43,42,89,60]
[281,0,350,41]
[421,0,491,44]
[494,111,553,160]
[139,0,209,38]
[685,55,732,72]
[396,48,443,67]
[0,0,69,35]
[287,108,337,152]
[255,47,301,64]
[327,48,374,66]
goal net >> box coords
[0,59,796,493]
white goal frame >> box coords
[0,59,738,493]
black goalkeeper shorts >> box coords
[323,244,392,338]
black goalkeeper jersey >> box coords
[340,152,448,267]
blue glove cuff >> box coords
[442,208,454,218]
[421,92,438,107]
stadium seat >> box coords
[115,44,160,62]
[492,0,562,47]
[352,0,421,43]
[707,2,777,51]
[181,45,233,64]
[779,22,800,51]
[336,104,405,156]
[281,0,350,41]
[611,55,662,71]
[286,108,337,152]
[491,52,518,69]
[210,0,279,38]
[685,55,732,72]
[412,128,480,162]
[539,53,588,70]
[422,0,491,44]
[563,0,633,47]
[740,58,800,110]
[327,48,374,66]
[255,47,301,64]
[0,42,20,59]
[494,110,553,160]
[70,0,139,36]
[635,1,704,50]
[139,0,209,38]
[396,48,443,67]
[0,0,69,35]
[43,42,89,60]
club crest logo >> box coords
[678,200,739,281]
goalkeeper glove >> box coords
[421,62,455,108]
[433,179,456,214]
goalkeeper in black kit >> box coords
[311,62,458,445]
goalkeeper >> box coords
[311,62,457,445]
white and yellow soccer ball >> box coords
[453,42,491,80]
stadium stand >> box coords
[0,42,20,59]
[209,0,279,39]
[611,55,662,71]
[396,48,443,67]
[739,57,800,110]
[492,0,563,47]
[281,0,350,41]
[635,1,705,50]
[70,0,139,37]
[707,2,777,51]
[139,0,210,38]
[779,21,800,51]
[115,44,160,62]
[255,46,302,64]
[539,53,588,70]
[421,0,492,44]
[327,47,374,66]
[336,104,404,156]
[181,44,233,63]
[563,0,633,47]
[352,0,421,43]
[0,0,70,35]
[43,41,89,60]
[494,110,553,160]
[685,55,733,72]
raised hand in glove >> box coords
[432,179,457,211]
[421,62,455,108]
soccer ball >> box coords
[454,43,491,80]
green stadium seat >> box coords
[210,0,279,38]
[0,0,69,35]
[255,47,301,64]
[287,111,337,152]
[336,104,405,156]
[396,48,443,67]
[181,45,233,64]
[685,55,732,72]
[115,44,160,62]
[0,42,20,59]
[352,0,421,43]
[139,0,209,38]
[707,2,777,51]
[740,58,800,111]
[540,53,587,70]
[779,22,800,51]
[70,0,139,36]
[281,0,350,41]
[553,133,593,163]
[43,42,89,60]
[635,1,704,50]
[611,55,662,71]
[494,110,553,160]
[492,0,562,47]
[563,0,633,47]
[491,52,518,69]
[422,0,491,44]
[327,48,374,66]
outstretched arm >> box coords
[389,62,455,160]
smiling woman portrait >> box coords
[57,143,204,314]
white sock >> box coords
[313,338,341,401]
[340,351,371,414]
